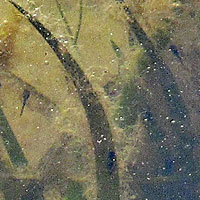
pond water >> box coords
[0,0,199,199]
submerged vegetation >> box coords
[0,0,199,199]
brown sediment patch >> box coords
[0,36,13,67]
[0,2,23,69]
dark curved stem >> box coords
[119,2,197,175]
[9,1,120,199]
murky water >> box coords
[0,0,199,199]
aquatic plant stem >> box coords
[73,0,83,45]
[0,107,28,167]
[54,0,73,39]
[9,1,120,199]
[116,0,197,175]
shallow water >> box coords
[0,0,199,199]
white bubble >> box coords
[44,60,49,65]
[171,120,176,124]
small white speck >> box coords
[44,60,49,65]
[119,116,124,121]
[171,120,176,124]
[97,140,102,144]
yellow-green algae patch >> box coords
[0,2,96,194]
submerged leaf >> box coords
[0,107,28,166]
